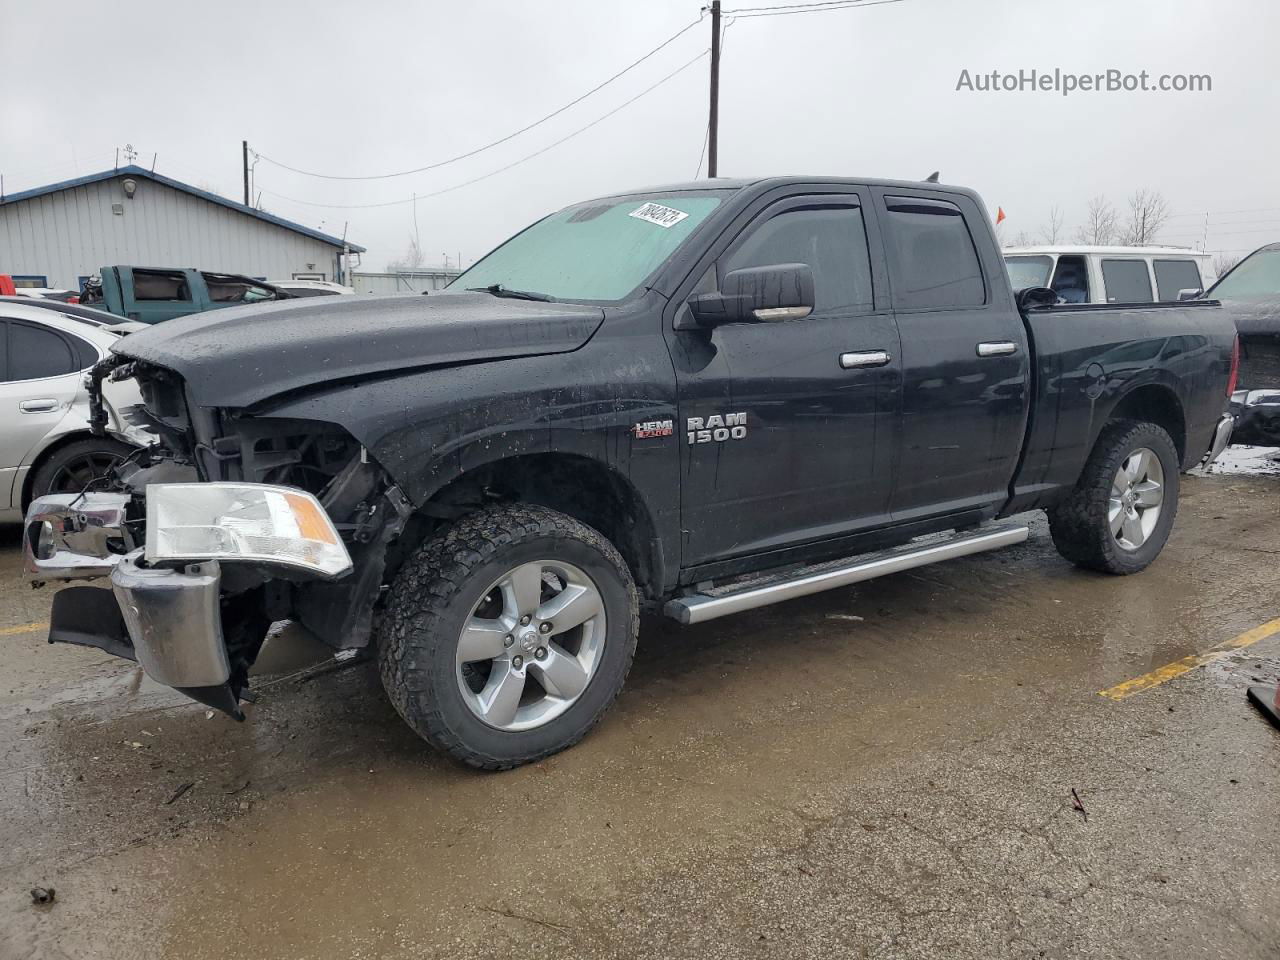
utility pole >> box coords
[242,140,250,206]
[708,0,721,178]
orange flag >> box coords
[996,207,1007,225]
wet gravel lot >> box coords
[3,447,1279,959]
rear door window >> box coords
[1153,259,1203,301]
[882,197,985,309]
[7,321,77,380]
[1101,259,1154,303]
[721,203,873,314]
[202,273,278,303]
[132,269,192,301]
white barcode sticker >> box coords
[629,202,689,229]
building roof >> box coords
[0,165,365,253]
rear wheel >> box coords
[376,503,638,770]
[1048,419,1179,574]
[29,437,135,502]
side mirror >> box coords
[688,263,815,327]
[1015,286,1059,311]
[1177,288,1202,301]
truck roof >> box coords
[594,175,978,200]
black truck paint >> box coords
[34,176,1237,767]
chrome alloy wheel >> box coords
[455,560,606,731]
[1109,447,1164,550]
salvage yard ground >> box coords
[3,449,1279,960]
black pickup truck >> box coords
[24,176,1237,769]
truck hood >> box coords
[112,292,605,408]
[1218,295,1280,338]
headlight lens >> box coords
[146,483,352,578]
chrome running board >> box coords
[664,523,1030,625]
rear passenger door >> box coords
[873,189,1030,522]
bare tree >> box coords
[1119,190,1170,246]
[1213,253,1241,277]
[1005,230,1034,249]
[1073,195,1117,245]
[387,236,426,272]
[1038,206,1064,244]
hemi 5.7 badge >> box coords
[632,419,674,439]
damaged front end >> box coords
[25,356,410,718]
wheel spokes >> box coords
[1133,479,1163,508]
[538,583,601,635]
[475,660,526,727]
[458,618,510,664]
[503,563,545,621]
[1108,498,1126,535]
[529,643,590,699]
[1121,510,1146,547]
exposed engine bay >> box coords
[28,355,412,717]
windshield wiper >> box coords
[467,283,554,302]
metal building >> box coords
[352,267,461,294]
[0,165,365,290]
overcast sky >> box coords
[3,0,1276,270]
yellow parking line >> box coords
[1100,617,1280,701]
[0,620,49,637]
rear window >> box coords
[1004,255,1053,291]
[1153,259,1203,301]
[1101,259,1153,303]
[203,274,278,303]
[133,269,191,302]
[6,321,77,380]
[883,197,985,309]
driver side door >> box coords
[667,191,902,568]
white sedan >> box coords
[0,301,149,522]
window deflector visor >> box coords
[145,483,352,578]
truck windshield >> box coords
[1210,248,1280,298]
[452,193,726,302]
[1004,255,1053,291]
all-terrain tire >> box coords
[1047,419,1180,575]
[375,503,639,770]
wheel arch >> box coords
[410,452,668,603]
[1103,383,1187,465]
[20,430,112,510]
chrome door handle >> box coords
[839,350,892,369]
[976,341,1018,357]
[20,399,59,413]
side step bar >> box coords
[664,523,1029,625]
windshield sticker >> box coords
[629,202,689,229]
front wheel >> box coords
[1047,419,1180,575]
[376,503,639,770]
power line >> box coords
[261,50,710,211]
[256,17,704,182]
[724,0,906,18]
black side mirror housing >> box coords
[1015,286,1060,312]
[688,263,815,327]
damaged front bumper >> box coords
[1230,389,1280,447]
[24,485,352,718]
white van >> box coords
[1003,246,1216,305]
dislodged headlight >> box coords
[146,483,352,578]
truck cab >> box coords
[80,266,284,323]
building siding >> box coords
[0,173,344,289]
